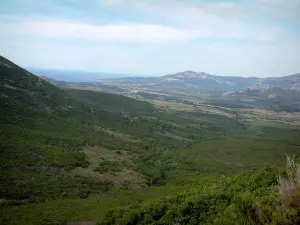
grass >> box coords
[165,129,300,175]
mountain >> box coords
[222,88,265,98]
[161,71,300,91]
[1,55,240,205]
[161,71,259,91]
[2,56,300,225]
[206,86,300,112]
[99,71,300,92]
[0,55,161,203]
[39,69,300,112]
[223,87,300,101]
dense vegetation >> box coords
[1,56,300,225]
[100,167,278,225]
[99,157,300,225]
[0,57,242,202]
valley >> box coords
[1,55,300,225]
[42,70,300,113]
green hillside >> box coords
[67,89,155,115]
[99,167,279,225]
[208,86,300,112]
[0,56,241,203]
[1,56,300,225]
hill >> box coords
[67,89,155,115]
[96,71,300,92]
[0,55,242,204]
[207,87,300,112]
[43,70,300,112]
[1,55,159,203]
[33,67,300,92]
[1,55,300,225]
[1,56,145,202]
[99,158,300,225]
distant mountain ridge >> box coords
[28,65,300,92]
[100,70,300,92]
[162,71,300,90]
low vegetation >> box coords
[1,56,300,225]
[99,156,300,225]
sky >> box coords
[0,0,300,77]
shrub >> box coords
[276,155,300,223]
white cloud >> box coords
[255,27,283,42]
[1,0,288,44]
[1,15,282,44]
[2,19,194,43]
[129,2,283,41]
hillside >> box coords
[1,56,155,202]
[0,56,242,204]
[99,167,279,225]
[67,89,155,115]
[98,157,300,225]
[1,56,146,202]
[41,70,300,112]
[207,87,300,112]
[1,56,300,225]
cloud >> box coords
[121,0,284,42]
[2,18,194,43]
[256,0,300,18]
[1,0,288,43]
[255,27,283,42]
[1,15,282,44]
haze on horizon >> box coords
[0,0,300,78]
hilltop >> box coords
[94,70,300,92]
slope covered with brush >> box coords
[0,56,243,204]
[99,156,300,225]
